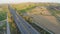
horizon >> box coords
[0,0,60,4]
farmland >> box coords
[11,3,60,34]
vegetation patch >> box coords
[9,19,21,34]
[47,6,60,21]
[0,21,6,34]
[17,5,36,14]
[0,11,7,21]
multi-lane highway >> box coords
[8,5,40,34]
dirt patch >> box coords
[42,15,59,25]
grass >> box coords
[0,21,6,34]
[0,11,7,21]
[17,5,36,13]
[47,6,60,16]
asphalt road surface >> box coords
[6,16,10,34]
[8,5,40,34]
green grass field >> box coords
[0,5,8,21]
[0,11,7,21]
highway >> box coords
[6,15,10,34]
[8,5,40,34]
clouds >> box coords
[0,0,60,4]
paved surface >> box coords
[6,16,10,34]
[8,5,40,34]
[31,15,60,34]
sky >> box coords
[0,0,60,4]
